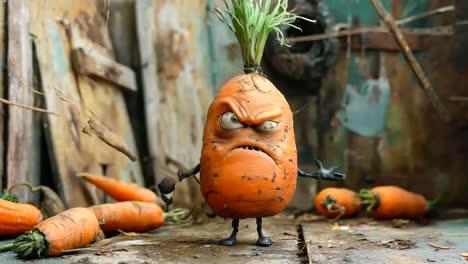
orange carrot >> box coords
[6,182,65,217]
[77,173,157,203]
[0,207,100,258]
[315,188,361,219]
[358,186,428,220]
[89,201,164,233]
[195,0,318,221]
[0,199,43,236]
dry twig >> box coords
[0,97,61,116]
[396,5,454,25]
[5,58,138,161]
[286,26,452,43]
[427,243,452,250]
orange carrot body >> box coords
[78,173,157,203]
[89,201,164,233]
[0,199,43,236]
[369,186,427,219]
[315,188,361,219]
[38,207,100,256]
[200,74,297,219]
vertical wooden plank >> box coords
[149,0,212,209]
[6,0,34,200]
[135,0,163,187]
[109,0,155,187]
[0,2,5,190]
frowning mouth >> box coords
[227,144,276,163]
[233,145,266,154]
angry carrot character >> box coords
[169,0,345,247]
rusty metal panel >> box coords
[317,0,468,207]
[374,0,468,206]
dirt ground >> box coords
[1,213,467,264]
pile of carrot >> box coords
[314,185,431,221]
[0,175,190,259]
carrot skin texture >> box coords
[200,74,297,219]
[370,186,427,219]
[0,199,43,236]
[38,207,100,256]
[78,173,157,203]
[315,188,361,218]
[88,201,164,233]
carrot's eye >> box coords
[219,112,244,130]
[257,120,279,132]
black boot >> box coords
[256,218,272,247]
[219,219,239,246]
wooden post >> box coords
[6,0,34,200]
[135,0,164,185]
[0,2,5,190]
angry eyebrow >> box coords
[218,97,283,125]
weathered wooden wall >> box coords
[137,0,213,209]
[26,0,143,207]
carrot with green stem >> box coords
[315,188,361,220]
[0,199,43,236]
[6,182,65,217]
[88,201,191,233]
[0,191,18,202]
[0,207,100,258]
[358,186,429,220]
[77,172,157,203]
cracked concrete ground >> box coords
[0,215,467,264]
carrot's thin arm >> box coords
[298,159,346,181]
[178,164,201,182]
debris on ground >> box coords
[377,239,416,250]
[391,219,410,228]
[427,243,452,250]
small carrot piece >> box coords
[358,186,427,220]
[315,188,361,219]
[77,173,157,203]
[0,207,100,258]
[0,199,43,236]
[89,201,164,233]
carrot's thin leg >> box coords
[256,218,272,247]
[219,219,239,246]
